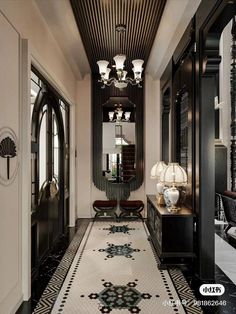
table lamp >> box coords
[160,162,187,211]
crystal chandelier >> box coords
[97,24,144,89]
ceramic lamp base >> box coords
[165,187,179,211]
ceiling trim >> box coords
[146,0,202,79]
[35,0,90,80]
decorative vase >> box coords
[165,187,180,212]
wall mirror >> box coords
[93,87,143,200]
[102,98,136,183]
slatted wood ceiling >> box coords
[70,0,166,73]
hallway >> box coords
[1,1,236,313]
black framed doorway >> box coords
[30,68,70,281]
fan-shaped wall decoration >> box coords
[0,127,19,186]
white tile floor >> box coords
[51,221,187,314]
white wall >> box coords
[76,75,92,218]
[0,0,76,103]
[0,12,22,314]
[145,75,161,195]
[219,21,231,189]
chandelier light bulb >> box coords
[113,54,126,70]
[132,59,144,74]
[122,70,127,80]
[104,68,111,80]
[133,68,143,80]
[124,112,131,121]
[108,111,114,121]
[116,108,123,121]
[97,60,109,75]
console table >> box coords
[146,195,195,267]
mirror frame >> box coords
[92,79,144,200]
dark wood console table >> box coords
[146,195,195,267]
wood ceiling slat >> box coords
[140,0,153,57]
[126,0,133,62]
[98,1,108,59]
[132,1,141,60]
[144,1,163,56]
[70,0,167,73]
[128,1,136,68]
[102,2,111,60]
[74,1,94,68]
[80,0,98,65]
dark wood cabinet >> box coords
[146,195,195,266]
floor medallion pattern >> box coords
[88,280,152,313]
[102,224,136,234]
[98,242,140,259]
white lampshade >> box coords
[104,68,111,80]
[97,60,109,75]
[132,59,144,73]
[150,161,167,180]
[160,162,187,187]
[108,111,114,121]
[113,54,126,70]
[124,111,131,121]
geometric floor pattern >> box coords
[47,221,202,314]
[98,242,140,259]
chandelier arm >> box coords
[123,78,140,86]
[98,77,117,87]
[97,69,143,89]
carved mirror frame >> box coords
[92,79,144,200]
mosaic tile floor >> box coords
[34,221,202,314]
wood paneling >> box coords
[70,0,166,73]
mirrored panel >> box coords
[102,97,136,183]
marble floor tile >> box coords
[215,234,236,285]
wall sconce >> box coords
[160,162,187,211]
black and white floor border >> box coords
[33,220,90,314]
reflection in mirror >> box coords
[102,98,136,183]
[39,105,47,189]
[52,110,59,180]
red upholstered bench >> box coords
[93,200,118,219]
[119,200,144,219]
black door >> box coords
[31,85,65,263]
